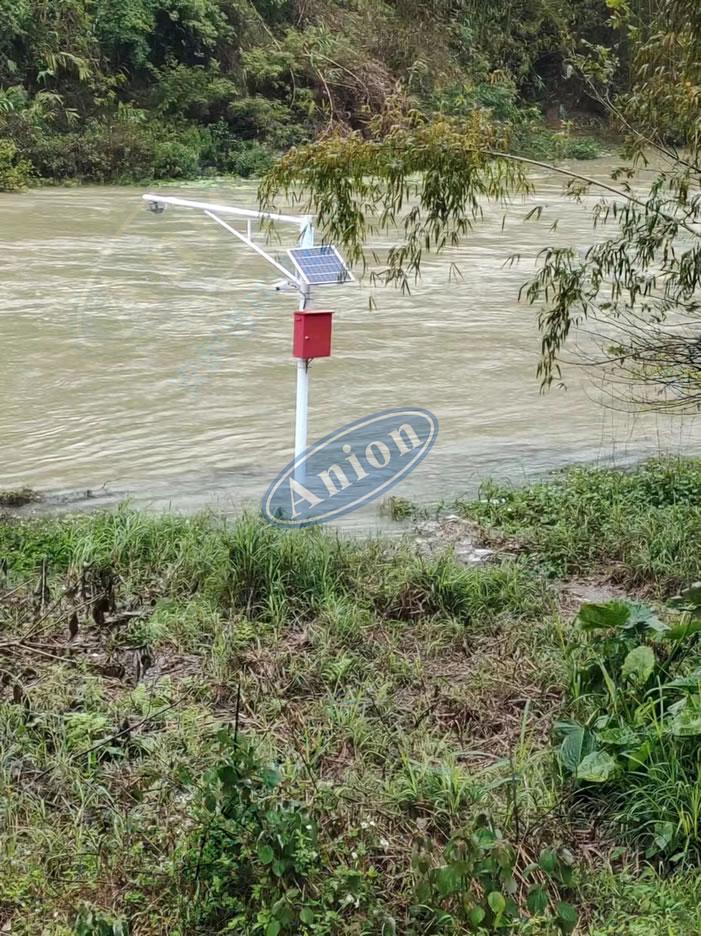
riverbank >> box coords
[2,457,701,934]
[1,119,610,193]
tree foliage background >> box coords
[0,0,613,186]
[262,0,701,411]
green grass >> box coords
[0,508,564,934]
[583,867,701,934]
[2,464,700,933]
[454,457,701,594]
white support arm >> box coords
[142,193,305,226]
[204,211,302,288]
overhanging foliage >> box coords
[261,0,701,410]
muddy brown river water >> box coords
[2,159,700,528]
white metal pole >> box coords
[294,217,314,481]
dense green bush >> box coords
[557,135,602,160]
[0,139,31,191]
[513,125,603,161]
[433,80,525,122]
[412,818,578,932]
[431,80,602,161]
[225,140,274,177]
[19,121,191,182]
[14,117,230,183]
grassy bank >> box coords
[2,458,701,934]
[455,457,701,595]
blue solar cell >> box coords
[287,245,352,286]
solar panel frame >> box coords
[287,245,353,286]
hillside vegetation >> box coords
[0,0,614,188]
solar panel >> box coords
[287,245,352,286]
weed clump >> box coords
[556,587,701,862]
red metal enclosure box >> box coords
[293,310,333,359]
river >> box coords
[2,158,699,528]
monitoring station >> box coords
[142,193,353,479]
